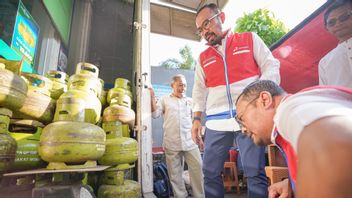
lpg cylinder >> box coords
[45,70,68,99]
[99,164,134,185]
[39,121,106,168]
[14,73,56,124]
[0,108,17,172]
[0,58,23,75]
[97,180,141,198]
[103,104,135,128]
[107,78,133,107]
[114,78,132,91]
[75,62,99,77]
[54,89,102,124]
[68,73,101,97]
[107,88,132,108]
[0,67,28,110]
[98,78,107,107]
[102,121,130,138]
[98,129,138,166]
[9,120,46,171]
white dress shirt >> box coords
[319,37,352,88]
[152,94,198,151]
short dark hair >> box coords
[324,0,352,26]
[236,80,286,104]
[196,3,220,17]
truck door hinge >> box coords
[133,125,147,133]
[133,22,147,30]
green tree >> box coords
[160,45,197,70]
[159,58,181,69]
[235,9,288,47]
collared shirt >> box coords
[152,94,198,151]
[319,37,352,88]
[193,31,280,132]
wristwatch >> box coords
[192,116,201,123]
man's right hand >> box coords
[192,120,204,150]
[268,178,291,198]
[148,87,157,112]
[148,87,155,99]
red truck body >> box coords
[271,1,338,93]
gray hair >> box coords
[171,74,186,84]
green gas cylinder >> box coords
[107,88,133,108]
[98,78,107,107]
[75,62,99,77]
[14,73,56,124]
[39,121,106,167]
[107,78,133,107]
[98,129,138,166]
[103,104,135,128]
[0,67,28,110]
[0,108,17,172]
[9,120,46,171]
[45,70,68,100]
[54,89,102,124]
[97,180,141,198]
[0,58,23,75]
[68,73,101,97]
[114,78,132,91]
[99,164,134,185]
[102,121,130,138]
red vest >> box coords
[274,132,297,191]
[199,32,260,88]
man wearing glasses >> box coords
[191,3,280,198]
[235,80,352,198]
[319,0,352,88]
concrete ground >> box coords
[224,189,248,198]
[189,185,248,198]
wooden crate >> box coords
[265,166,289,185]
[268,144,287,167]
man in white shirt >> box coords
[319,0,352,88]
[236,80,352,198]
[150,74,204,198]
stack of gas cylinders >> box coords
[0,59,141,198]
[41,62,106,169]
[97,78,140,198]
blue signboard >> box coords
[152,84,172,98]
[11,0,39,66]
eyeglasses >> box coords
[326,11,352,27]
[235,95,259,130]
[196,12,221,36]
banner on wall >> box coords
[152,84,172,98]
[11,0,39,66]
